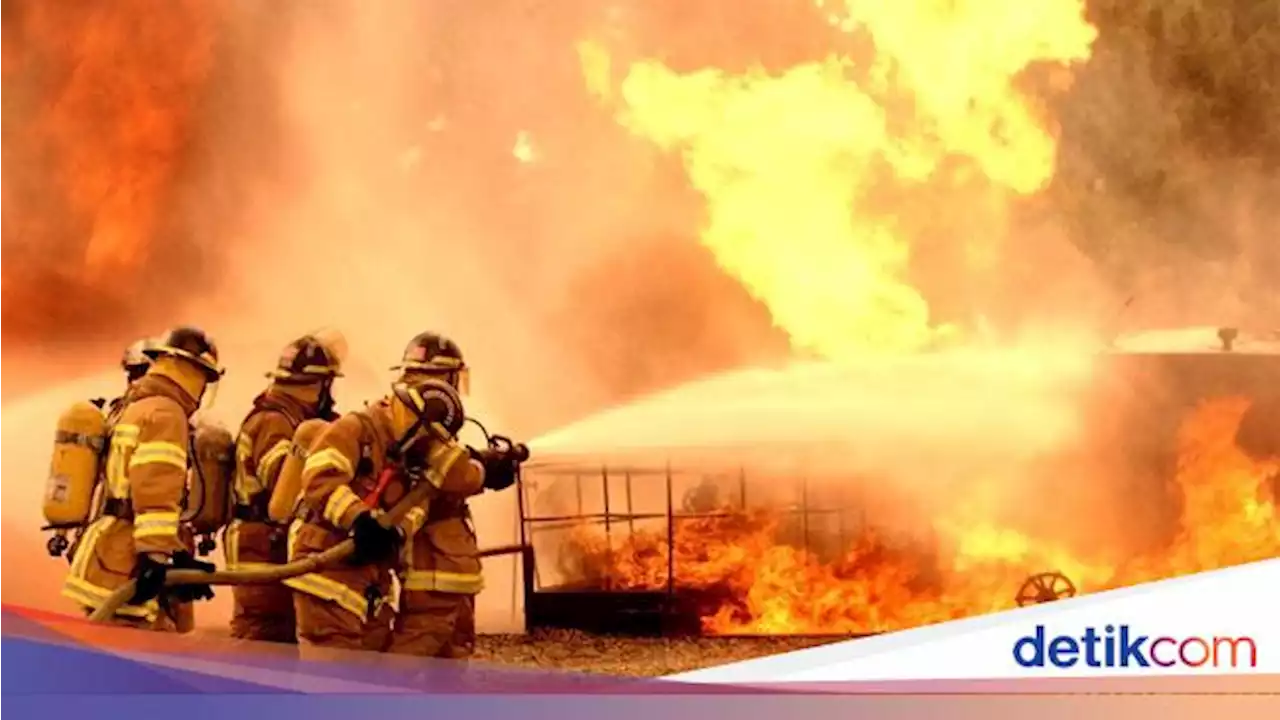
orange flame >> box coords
[563,396,1278,634]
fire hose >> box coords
[89,469,441,623]
[89,419,465,624]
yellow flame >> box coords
[582,1,1097,361]
[513,130,538,164]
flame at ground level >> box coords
[562,396,1279,634]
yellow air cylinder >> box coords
[44,401,109,529]
[268,418,330,523]
[185,421,235,536]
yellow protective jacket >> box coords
[61,374,198,622]
[224,391,311,571]
[285,399,485,621]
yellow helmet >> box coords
[391,331,469,395]
[121,338,154,381]
[267,335,344,383]
[308,327,349,368]
[144,326,225,382]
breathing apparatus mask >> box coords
[388,378,466,475]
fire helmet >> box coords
[308,327,349,368]
[122,338,154,382]
[391,331,469,395]
[144,326,225,382]
[267,334,344,383]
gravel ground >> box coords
[190,626,845,676]
[474,630,842,676]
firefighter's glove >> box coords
[168,551,217,603]
[129,554,170,606]
[349,512,402,566]
[470,447,519,492]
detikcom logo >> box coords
[1013,625,1258,669]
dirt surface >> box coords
[474,630,842,676]
[183,626,847,676]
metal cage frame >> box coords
[504,461,872,636]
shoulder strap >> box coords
[97,392,131,458]
[349,410,379,477]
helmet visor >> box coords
[201,378,221,413]
[454,367,470,397]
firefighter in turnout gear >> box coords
[225,334,345,644]
[61,326,223,630]
[388,332,522,658]
[58,338,160,564]
[288,332,522,658]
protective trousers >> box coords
[386,589,476,658]
[227,520,297,643]
[294,591,389,660]
[294,583,476,659]
[383,518,481,659]
[294,559,478,658]
[291,504,482,660]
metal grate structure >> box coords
[510,462,912,636]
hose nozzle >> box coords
[490,435,531,463]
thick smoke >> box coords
[1046,0,1280,329]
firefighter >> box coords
[287,331,522,658]
[59,335,158,566]
[385,332,523,658]
[225,333,344,644]
[60,326,223,630]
